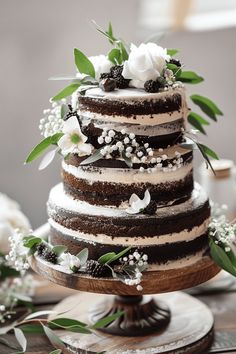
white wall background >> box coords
[0,0,235,227]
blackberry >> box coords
[144,80,160,93]
[42,249,58,264]
[110,150,121,159]
[36,242,48,256]
[100,72,111,80]
[99,78,116,92]
[110,65,130,89]
[143,200,157,215]
[86,260,111,278]
[169,58,181,67]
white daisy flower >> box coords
[58,116,93,156]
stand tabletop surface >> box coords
[0,272,236,354]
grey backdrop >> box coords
[0,0,235,228]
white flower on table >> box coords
[60,252,81,273]
[122,43,170,89]
[58,116,92,156]
[126,190,151,214]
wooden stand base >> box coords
[50,291,214,354]
[90,295,171,336]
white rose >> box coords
[122,43,170,89]
[89,55,112,81]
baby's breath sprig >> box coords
[209,206,236,277]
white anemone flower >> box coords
[126,190,151,214]
[58,116,92,156]
[60,252,81,273]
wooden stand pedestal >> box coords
[50,291,214,353]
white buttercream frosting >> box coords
[49,217,210,246]
[62,160,192,185]
[48,182,207,218]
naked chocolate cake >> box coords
[47,85,210,271]
[27,25,222,282]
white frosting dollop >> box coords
[0,193,31,254]
[122,43,170,89]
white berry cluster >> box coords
[97,127,154,161]
[5,229,29,274]
[39,99,66,138]
[209,215,236,254]
[121,250,148,291]
[0,274,34,323]
[139,150,183,174]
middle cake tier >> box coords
[47,182,210,270]
[62,144,193,207]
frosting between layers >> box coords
[147,252,208,270]
[49,217,210,246]
[80,117,184,137]
[62,160,193,185]
[48,182,207,217]
[80,110,184,126]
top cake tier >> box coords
[78,86,188,149]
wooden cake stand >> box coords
[29,242,220,354]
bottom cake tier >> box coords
[47,182,210,270]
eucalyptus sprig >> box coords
[92,20,129,65]
[51,50,99,101]
[180,135,218,174]
[0,308,123,353]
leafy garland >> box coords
[0,306,122,353]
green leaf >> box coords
[13,293,32,303]
[52,83,80,101]
[52,245,67,256]
[107,246,132,265]
[19,324,44,334]
[14,328,27,352]
[76,248,89,266]
[25,133,63,163]
[167,48,178,56]
[188,113,207,135]
[0,263,20,280]
[0,337,18,350]
[60,104,70,119]
[196,142,216,174]
[50,350,62,354]
[107,22,114,42]
[198,143,219,160]
[98,252,116,265]
[122,152,133,168]
[24,310,57,321]
[190,94,223,121]
[42,324,66,350]
[108,48,122,65]
[49,317,87,328]
[179,142,197,151]
[23,236,42,248]
[119,41,129,61]
[91,311,124,329]
[178,71,204,84]
[80,149,103,165]
[210,239,236,276]
[74,48,95,78]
